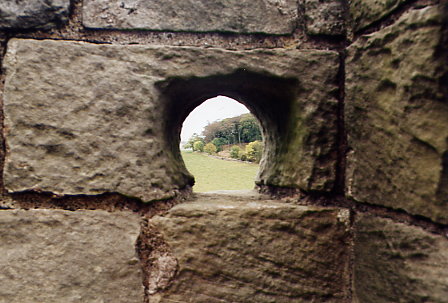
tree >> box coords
[202,113,262,145]
[239,114,262,143]
[211,138,227,152]
[184,133,204,150]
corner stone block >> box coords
[353,214,448,303]
[0,0,70,29]
[346,5,448,224]
[349,0,407,32]
[304,0,347,36]
[3,39,340,201]
[149,197,351,302]
[0,209,144,303]
[82,0,299,34]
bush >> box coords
[204,142,217,155]
[239,153,247,161]
[185,134,204,150]
[230,145,241,159]
[211,138,227,152]
[193,140,204,152]
[245,140,263,163]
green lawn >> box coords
[181,151,260,192]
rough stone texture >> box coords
[346,5,448,223]
[353,214,448,303]
[82,0,299,34]
[3,39,340,200]
[305,0,346,36]
[0,0,70,29]
[349,0,407,32]
[0,209,144,303]
[149,196,351,302]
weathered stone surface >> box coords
[82,0,299,34]
[0,0,70,29]
[346,5,448,223]
[305,0,346,36]
[3,39,340,200]
[0,209,144,303]
[353,214,448,303]
[149,195,351,302]
[349,0,408,32]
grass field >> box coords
[182,151,260,192]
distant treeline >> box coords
[204,113,262,144]
[183,113,264,162]
[184,113,262,150]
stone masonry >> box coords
[0,0,447,302]
[82,0,299,34]
[346,5,448,224]
[354,214,448,303]
[3,39,339,201]
[0,210,143,303]
[0,0,70,29]
[149,197,350,302]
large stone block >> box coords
[0,0,70,29]
[346,5,448,223]
[353,214,448,303]
[149,196,351,302]
[3,39,340,201]
[349,0,407,32]
[305,0,346,36]
[82,0,299,34]
[0,209,144,303]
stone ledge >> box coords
[149,198,351,302]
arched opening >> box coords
[180,96,263,192]
[157,70,299,193]
[156,69,337,196]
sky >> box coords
[180,96,250,142]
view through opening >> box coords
[180,96,263,192]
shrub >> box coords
[185,134,204,150]
[239,153,247,161]
[204,142,217,155]
[193,140,204,152]
[230,145,241,159]
[245,140,263,163]
[211,138,227,152]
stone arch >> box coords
[156,69,334,192]
[2,41,339,201]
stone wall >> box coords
[0,0,446,302]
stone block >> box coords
[0,209,144,303]
[3,39,340,200]
[349,0,407,32]
[353,214,448,303]
[346,5,448,223]
[149,197,351,302]
[305,0,346,36]
[82,0,299,34]
[0,0,70,29]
